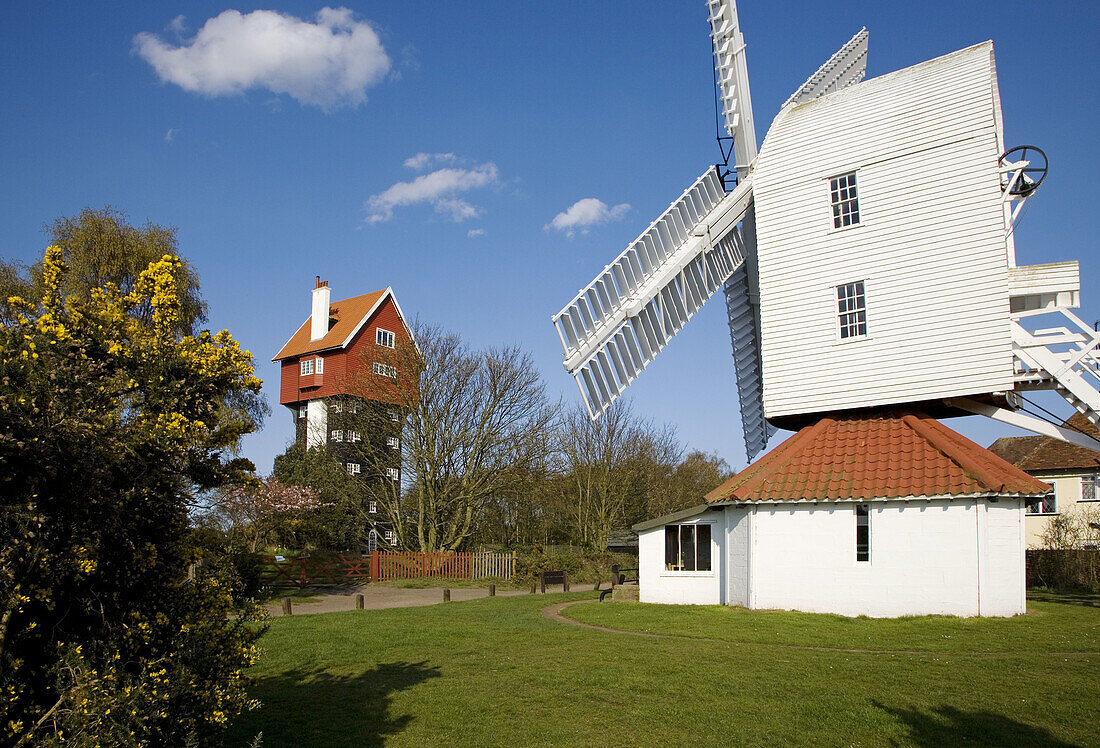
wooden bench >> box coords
[600,564,638,601]
[539,570,569,593]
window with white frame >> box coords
[384,529,396,544]
[373,362,397,378]
[387,436,399,449]
[300,359,314,376]
[348,401,359,414]
[367,529,379,551]
[331,430,343,442]
[1082,474,1097,502]
[389,409,399,422]
[346,462,360,475]
[1026,484,1057,514]
[663,524,712,572]
[349,430,361,443]
[386,467,399,480]
[369,500,378,514]
[855,504,870,562]
[829,172,860,228]
[376,328,395,348]
[331,401,343,413]
[836,281,867,340]
[298,406,306,419]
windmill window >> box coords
[384,529,397,544]
[1082,475,1097,502]
[856,504,870,562]
[1027,484,1057,514]
[376,328,396,348]
[830,172,860,228]
[348,402,359,414]
[663,523,712,572]
[836,281,867,339]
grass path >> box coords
[224,591,1099,747]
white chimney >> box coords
[310,276,330,341]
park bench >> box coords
[600,564,638,601]
[539,570,569,593]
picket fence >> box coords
[260,551,515,588]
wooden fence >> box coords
[260,551,515,588]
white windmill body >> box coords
[552,1,1100,461]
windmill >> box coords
[551,1,1100,460]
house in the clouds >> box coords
[632,413,1051,617]
[273,277,415,549]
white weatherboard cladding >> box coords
[753,43,1013,419]
[306,398,327,450]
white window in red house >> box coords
[300,359,314,376]
[373,362,397,378]
[376,328,395,348]
[663,524,712,572]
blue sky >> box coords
[2,1,1097,474]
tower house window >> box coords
[386,467,400,480]
[830,172,860,228]
[331,430,343,442]
[856,504,870,562]
[376,328,396,348]
[349,431,361,443]
[300,359,314,376]
[346,462,360,475]
[837,281,867,340]
[369,500,378,514]
[374,362,397,378]
[387,436,400,449]
[663,524,712,572]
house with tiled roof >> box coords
[632,412,1050,617]
[988,413,1100,548]
[273,278,415,549]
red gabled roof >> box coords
[273,289,387,361]
[706,412,1051,503]
[988,413,1100,473]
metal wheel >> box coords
[999,145,1048,197]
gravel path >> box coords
[266,585,537,616]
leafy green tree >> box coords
[0,247,264,745]
[0,206,206,334]
[272,443,370,550]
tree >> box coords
[272,442,372,550]
[0,247,264,745]
[0,206,206,335]
[647,450,735,519]
[216,476,326,552]
[347,323,557,552]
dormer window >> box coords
[829,172,860,228]
[376,328,396,348]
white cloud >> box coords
[164,127,178,142]
[545,198,631,237]
[404,152,456,171]
[133,7,390,111]
[467,228,486,238]
[366,162,499,224]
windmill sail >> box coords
[708,0,757,178]
[553,171,756,419]
[783,28,869,108]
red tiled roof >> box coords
[706,412,1051,503]
[273,289,387,361]
[988,413,1100,473]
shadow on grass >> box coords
[1028,589,1100,608]
[873,701,1082,747]
[236,661,441,747]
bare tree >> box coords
[344,322,556,552]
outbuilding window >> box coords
[837,281,867,340]
[1082,475,1097,502]
[664,524,712,572]
[830,172,860,228]
[1027,485,1057,514]
[856,505,870,562]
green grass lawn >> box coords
[224,591,1099,747]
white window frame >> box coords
[331,401,343,413]
[1082,474,1097,502]
[298,406,306,419]
[386,467,400,480]
[348,401,359,414]
[389,409,399,422]
[387,436,400,449]
[661,522,715,576]
[373,362,397,378]
[828,171,861,229]
[300,359,314,376]
[369,500,378,514]
[349,430,361,443]
[346,462,360,475]
[1026,483,1057,515]
[376,328,396,348]
[835,280,868,341]
[331,429,343,442]
[384,529,397,544]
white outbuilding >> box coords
[633,412,1051,617]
